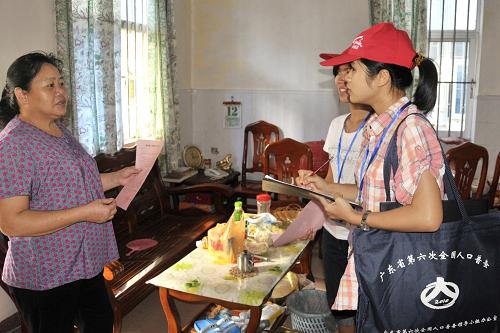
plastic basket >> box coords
[287,290,336,333]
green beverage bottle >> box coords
[233,201,243,222]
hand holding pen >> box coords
[296,167,331,194]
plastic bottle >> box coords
[256,193,272,214]
[228,201,245,263]
[234,201,244,221]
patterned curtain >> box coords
[370,0,427,95]
[122,0,181,172]
[370,0,427,55]
[56,0,181,174]
[56,0,123,156]
[162,0,182,172]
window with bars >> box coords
[121,0,163,144]
[426,0,482,139]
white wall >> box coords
[184,0,369,172]
[0,0,56,85]
[475,0,500,177]
[0,0,57,321]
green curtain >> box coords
[56,0,181,173]
[370,0,427,55]
[147,0,182,172]
[370,0,427,95]
[56,0,123,155]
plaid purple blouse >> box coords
[0,116,118,290]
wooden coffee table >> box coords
[147,241,308,333]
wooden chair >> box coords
[233,120,280,210]
[445,142,489,200]
[487,152,500,209]
[263,138,313,203]
[305,140,329,179]
[94,146,234,333]
[263,138,315,280]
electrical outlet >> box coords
[211,147,219,154]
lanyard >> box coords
[336,113,371,182]
[357,101,411,203]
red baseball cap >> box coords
[319,53,337,61]
[320,22,417,69]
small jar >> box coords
[256,193,272,215]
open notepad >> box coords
[261,175,362,210]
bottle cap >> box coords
[234,201,243,208]
[256,194,272,202]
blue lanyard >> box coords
[336,113,371,182]
[357,101,411,203]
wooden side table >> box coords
[182,170,240,187]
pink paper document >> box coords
[116,140,164,210]
[272,201,327,247]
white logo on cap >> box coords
[420,277,459,310]
[351,36,363,49]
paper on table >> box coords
[115,140,164,210]
[272,201,327,247]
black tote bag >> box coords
[353,114,500,332]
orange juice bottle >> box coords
[228,201,246,263]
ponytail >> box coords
[412,58,438,113]
[0,86,19,126]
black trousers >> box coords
[321,229,357,319]
[9,271,113,333]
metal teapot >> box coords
[237,250,254,273]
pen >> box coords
[310,156,333,176]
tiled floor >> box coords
[121,240,327,333]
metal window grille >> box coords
[427,0,481,139]
[121,0,149,143]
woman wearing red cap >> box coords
[314,60,371,333]
[299,21,444,235]
[298,21,444,330]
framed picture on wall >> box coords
[223,98,242,128]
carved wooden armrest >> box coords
[165,183,234,198]
[103,260,125,282]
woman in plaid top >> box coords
[299,23,445,239]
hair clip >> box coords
[414,52,425,67]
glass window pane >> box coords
[429,0,476,31]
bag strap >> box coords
[382,112,470,220]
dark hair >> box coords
[0,52,63,125]
[332,65,339,76]
[359,57,438,113]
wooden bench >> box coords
[0,146,234,333]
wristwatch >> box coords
[360,210,371,231]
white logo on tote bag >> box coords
[420,277,459,309]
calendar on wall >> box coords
[223,98,242,129]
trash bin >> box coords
[286,290,336,333]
